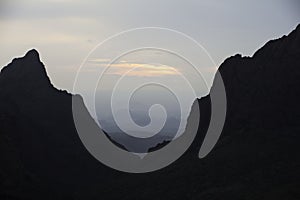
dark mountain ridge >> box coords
[0,24,300,199]
[218,25,300,132]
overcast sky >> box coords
[0,0,299,91]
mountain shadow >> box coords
[0,24,300,199]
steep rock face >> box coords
[185,24,300,199]
[0,50,104,199]
[214,25,300,133]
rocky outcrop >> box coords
[217,25,300,133]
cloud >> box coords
[87,59,181,77]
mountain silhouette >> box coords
[0,24,300,199]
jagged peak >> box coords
[0,49,55,92]
[24,49,40,62]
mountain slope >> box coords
[218,25,300,133]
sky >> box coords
[0,0,299,92]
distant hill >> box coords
[0,24,299,199]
